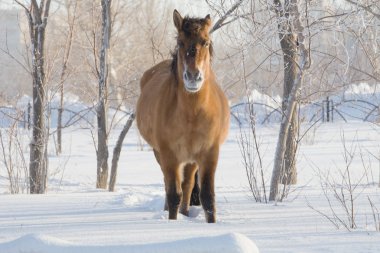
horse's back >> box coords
[139,60,172,91]
[136,60,173,148]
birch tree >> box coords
[15,0,51,194]
[96,0,112,189]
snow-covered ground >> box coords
[0,120,379,252]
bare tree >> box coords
[109,113,135,192]
[237,49,267,203]
[56,0,78,155]
[269,0,310,201]
[71,0,136,190]
[96,0,112,189]
[0,113,29,194]
[275,0,300,186]
[15,0,52,194]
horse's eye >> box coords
[203,41,210,48]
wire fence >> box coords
[1,97,379,129]
[230,97,379,126]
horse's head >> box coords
[173,10,212,93]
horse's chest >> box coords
[168,116,215,159]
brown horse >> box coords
[136,10,229,223]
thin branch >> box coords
[313,49,380,82]
[210,0,245,34]
[0,47,30,74]
[14,0,30,13]
[344,0,380,20]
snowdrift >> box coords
[0,233,259,253]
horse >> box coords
[136,9,230,223]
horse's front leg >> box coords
[180,163,198,216]
[161,155,182,220]
[198,145,219,223]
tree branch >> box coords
[14,0,30,13]
[210,0,245,34]
[344,0,380,20]
[42,0,52,26]
[31,0,42,24]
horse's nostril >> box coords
[185,70,202,82]
[185,70,192,80]
[194,71,202,81]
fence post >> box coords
[27,102,31,130]
[322,102,325,122]
[23,110,26,128]
[326,96,330,122]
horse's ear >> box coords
[173,9,183,31]
[204,14,212,27]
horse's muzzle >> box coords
[183,70,204,92]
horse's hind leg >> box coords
[153,149,169,210]
[180,163,198,216]
[190,172,200,206]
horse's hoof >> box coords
[179,209,190,217]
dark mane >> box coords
[171,51,178,78]
[171,16,214,77]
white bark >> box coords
[96,0,112,189]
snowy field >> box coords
[0,120,379,252]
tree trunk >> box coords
[57,107,63,154]
[281,32,299,185]
[96,0,112,189]
[269,68,304,201]
[269,0,309,201]
[109,113,135,192]
[283,114,298,184]
[17,0,52,194]
[29,71,47,194]
[97,101,109,189]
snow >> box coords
[344,83,378,95]
[1,233,258,253]
[0,84,380,252]
[231,83,380,125]
[0,122,379,252]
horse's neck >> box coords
[177,80,211,115]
